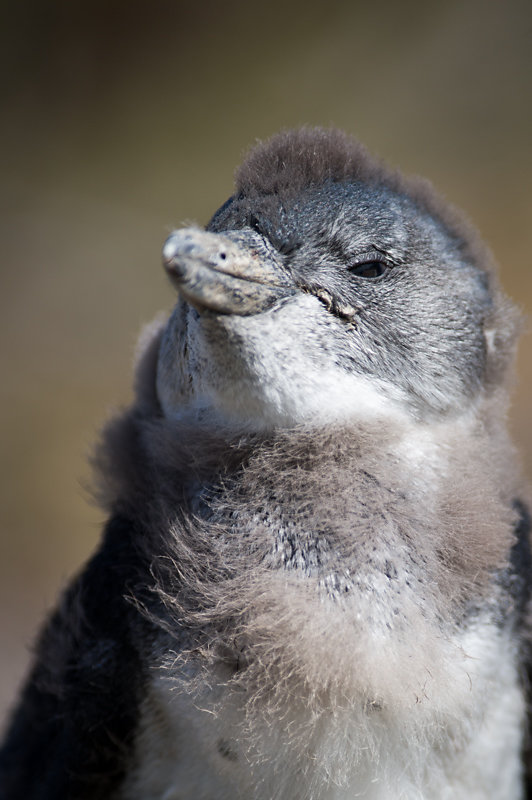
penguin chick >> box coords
[0,128,530,800]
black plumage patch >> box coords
[0,516,150,800]
[507,499,532,800]
[509,499,532,622]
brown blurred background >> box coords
[1,0,531,728]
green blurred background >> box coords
[1,0,531,728]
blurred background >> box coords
[1,0,531,728]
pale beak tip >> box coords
[162,235,179,267]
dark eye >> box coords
[348,260,390,279]
[248,214,263,234]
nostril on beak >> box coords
[162,231,230,278]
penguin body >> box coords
[1,128,530,800]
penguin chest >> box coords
[122,620,525,800]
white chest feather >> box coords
[122,619,525,800]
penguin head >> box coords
[156,128,518,429]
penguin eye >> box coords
[248,214,263,234]
[348,259,390,279]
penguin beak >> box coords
[162,228,295,316]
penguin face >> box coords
[156,133,510,429]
